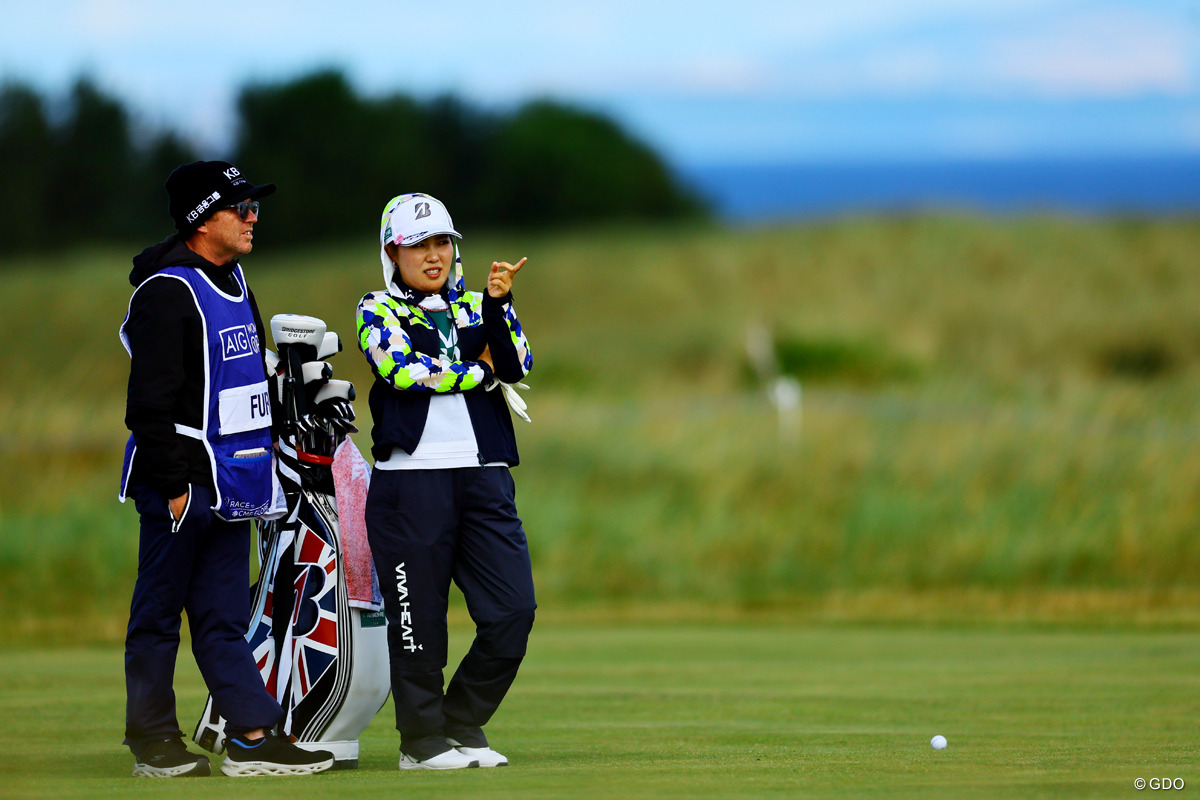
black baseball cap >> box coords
[166,160,277,234]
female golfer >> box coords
[356,193,535,770]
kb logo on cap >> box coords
[223,167,241,180]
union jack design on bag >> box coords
[287,522,341,701]
[248,520,340,704]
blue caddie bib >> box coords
[118,265,286,521]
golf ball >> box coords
[931,735,947,750]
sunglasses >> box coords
[221,200,260,220]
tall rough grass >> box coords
[3,214,1200,640]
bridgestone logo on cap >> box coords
[187,191,222,223]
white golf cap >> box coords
[380,193,461,248]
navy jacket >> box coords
[356,252,533,467]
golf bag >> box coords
[194,315,390,769]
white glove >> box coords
[487,379,531,423]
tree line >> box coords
[0,69,706,253]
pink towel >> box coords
[332,438,382,610]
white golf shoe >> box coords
[446,738,509,768]
[398,748,480,770]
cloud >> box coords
[634,2,1200,101]
[71,0,180,42]
[21,1,1198,104]
[983,6,1197,97]
[74,0,141,39]
[857,47,949,94]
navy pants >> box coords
[365,467,536,760]
[123,483,284,749]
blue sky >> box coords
[3,0,1198,166]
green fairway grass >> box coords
[3,618,1197,799]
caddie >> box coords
[118,161,333,778]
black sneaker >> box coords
[132,737,211,777]
[221,733,334,777]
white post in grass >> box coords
[746,324,801,442]
[771,375,802,441]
